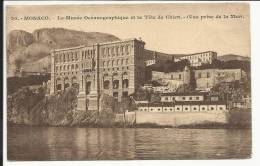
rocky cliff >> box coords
[7,28,120,76]
[7,86,118,126]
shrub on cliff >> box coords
[8,87,119,126]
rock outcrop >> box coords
[7,86,119,126]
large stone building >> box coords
[50,38,146,111]
[174,51,217,66]
[194,68,246,90]
[151,67,246,91]
[151,66,191,91]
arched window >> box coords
[112,60,114,67]
[122,79,129,88]
[67,65,70,70]
[70,53,73,61]
[63,65,66,70]
[121,59,124,65]
[71,64,74,70]
[113,80,119,89]
[67,54,69,61]
[75,64,78,69]
[56,84,62,90]
[107,61,110,67]
[103,80,110,89]
[126,59,128,64]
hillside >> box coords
[7,28,120,76]
[218,54,250,62]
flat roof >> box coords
[176,51,217,58]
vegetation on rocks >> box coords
[7,86,120,127]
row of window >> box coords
[112,91,129,98]
[55,52,79,63]
[82,54,94,60]
[54,43,143,63]
[216,72,236,77]
[55,59,130,71]
[181,53,214,60]
[56,66,130,74]
[56,71,78,76]
[56,64,79,71]
[101,45,131,57]
[162,96,202,101]
[82,49,95,57]
[102,59,129,67]
[197,72,211,78]
[138,106,225,112]
[103,79,129,89]
[102,66,129,72]
[56,77,77,83]
[171,74,183,80]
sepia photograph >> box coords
[5,2,251,161]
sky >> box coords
[6,3,251,57]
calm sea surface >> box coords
[7,126,251,160]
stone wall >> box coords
[195,69,244,89]
[135,111,228,127]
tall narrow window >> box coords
[207,72,211,78]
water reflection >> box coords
[7,127,251,160]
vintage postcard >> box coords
[5,2,251,161]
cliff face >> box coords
[7,86,117,126]
[7,28,120,76]
[7,30,34,50]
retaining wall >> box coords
[136,111,228,127]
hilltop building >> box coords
[174,51,217,66]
